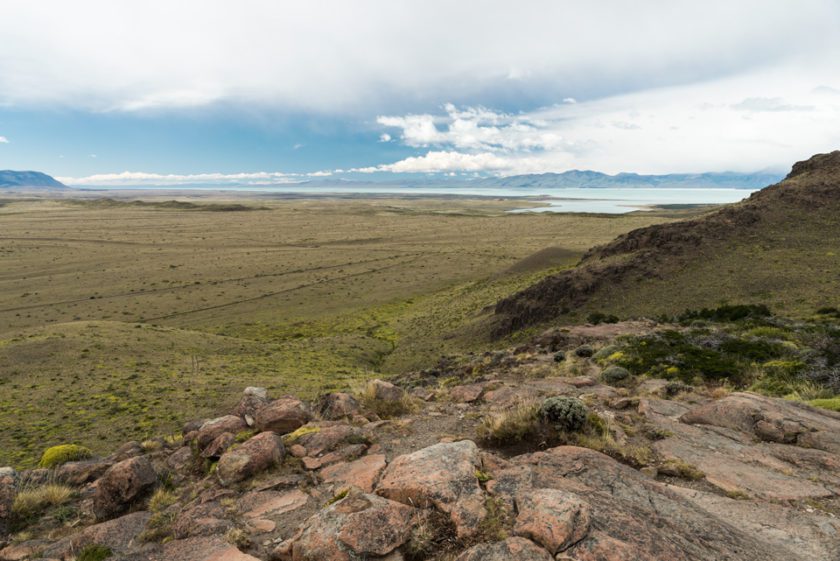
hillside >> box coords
[473,169,782,189]
[0,171,65,189]
[494,151,840,334]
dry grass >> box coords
[147,488,177,513]
[12,483,74,519]
[357,380,418,419]
[476,401,541,444]
[659,459,706,480]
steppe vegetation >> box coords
[0,196,681,466]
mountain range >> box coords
[0,170,66,189]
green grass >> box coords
[808,397,840,411]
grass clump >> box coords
[38,444,93,468]
[12,483,74,519]
[324,488,349,507]
[148,488,177,513]
[358,381,416,419]
[659,459,705,480]
[477,402,541,444]
[808,397,840,412]
[77,544,112,561]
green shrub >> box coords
[77,544,112,561]
[553,351,565,363]
[574,345,594,358]
[538,397,587,432]
[601,365,631,386]
[679,304,771,323]
[587,312,619,325]
[38,444,93,468]
[809,397,840,411]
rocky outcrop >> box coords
[92,456,157,520]
[196,416,248,450]
[318,393,362,420]
[274,491,416,561]
[513,488,591,554]
[456,537,553,561]
[376,440,486,539]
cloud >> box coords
[379,133,391,142]
[58,170,301,186]
[353,151,528,174]
[363,61,840,175]
[0,136,8,143]
[731,97,814,112]
[1,1,838,113]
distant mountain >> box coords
[493,150,840,334]
[0,170,66,189]
[473,170,783,189]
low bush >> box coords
[38,444,93,469]
[679,304,771,323]
[539,397,587,432]
[77,544,113,561]
[601,365,632,386]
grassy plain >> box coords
[0,194,678,466]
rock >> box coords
[294,423,359,456]
[276,491,415,561]
[255,397,311,435]
[680,392,840,454]
[566,376,596,388]
[514,488,591,554]
[369,379,405,401]
[449,383,485,403]
[318,393,362,420]
[0,467,15,536]
[196,416,248,450]
[172,501,234,538]
[455,537,553,561]
[232,388,270,424]
[55,459,113,486]
[202,432,236,459]
[241,489,309,520]
[147,536,262,561]
[301,444,366,471]
[93,456,157,520]
[320,454,387,493]
[111,440,145,462]
[410,387,436,401]
[72,511,152,554]
[376,440,486,538]
[289,444,306,458]
[167,446,195,474]
[217,431,285,485]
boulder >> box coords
[293,423,360,456]
[72,511,152,554]
[319,454,387,493]
[514,488,591,554]
[146,536,262,561]
[455,537,553,561]
[232,387,270,426]
[195,416,248,450]
[376,440,486,538]
[275,491,415,561]
[202,432,236,459]
[369,379,405,401]
[172,501,234,538]
[167,446,195,474]
[318,393,362,420]
[55,459,113,486]
[449,383,485,403]
[111,440,145,462]
[217,431,285,485]
[93,456,157,520]
[255,397,311,435]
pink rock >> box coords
[514,488,591,554]
[202,432,236,459]
[318,392,362,420]
[449,383,485,403]
[92,456,157,520]
[255,397,311,435]
[456,537,553,560]
[196,416,247,449]
[320,454,387,493]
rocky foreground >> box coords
[2,325,840,561]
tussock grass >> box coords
[12,483,74,519]
[476,402,541,444]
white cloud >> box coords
[364,62,840,174]
[378,133,391,142]
[0,136,8,143]
[1,1,838,113]
[58,170,301,186]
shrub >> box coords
[587,312,619,325]
[538,397,587,432]
[38,444,93,468]
[553,351,566,363]
[574,345,594,358]
[601,365,631,386]
[77,544,112,561]
[679,304,771,323]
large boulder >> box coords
[93,456,157,520]
[293,423,360,456]
[318,393,362,420]
[456,537,553,561]
[369,379,405,402]
[71,511,152,555]
[255,397,311,435]
[195,416,248,450]
[274,491,415,561]
[217,431,285,485]
[55,459,113,486]
[376,440,486,538]
[514,488,591,554]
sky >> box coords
[1,0,839,186]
